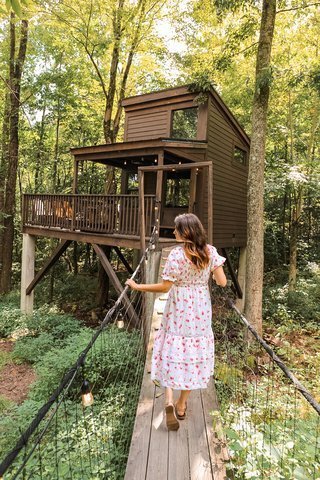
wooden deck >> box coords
[125,249,229,480]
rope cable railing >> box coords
[0,228,158,479]
[211,284,320,479]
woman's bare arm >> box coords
[212,266,227,287]
[125,279,174,293]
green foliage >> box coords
[0,300,144,477]
[263,271,320,327]
[0,348,12,370]
[0,293,27,338]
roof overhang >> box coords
[70,138,207,167]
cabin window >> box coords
[165,177,190,208]
[234,146,247,165]
[171,107,198,140]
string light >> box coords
[117,314,124,329]
[81,379,94,407]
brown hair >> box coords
[174,213,210,269]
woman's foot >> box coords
[165,402,180,431]
[174,401,187,420]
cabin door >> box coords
[160,168,197,234]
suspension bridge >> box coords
[0,235,319,479]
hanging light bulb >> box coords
[81,380,94,407]
[154,158,157,163]
[124,160,127,166]
[117,315,124,329]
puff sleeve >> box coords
[161,249,180,282]
[210,246,226,272]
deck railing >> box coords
[22,194,156,236]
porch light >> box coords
[81,380,94,407]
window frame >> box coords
[170,106,199,140]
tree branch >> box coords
[277,2,320,14]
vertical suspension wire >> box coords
[62,397,73,479]
[313,414,320,479]
[291,387,298,478]
[54,398,59,480]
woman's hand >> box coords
[125,279,139,290]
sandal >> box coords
[174,401,187,420]
[165,402,180,431]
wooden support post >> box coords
[144,250,162,350]
[155,152,164,241]
[92,244,140,328]
[21,234,36,314]
[138,170,146,256]
[207,163,213,244]
[189,168,197,213]
[235,246,247,312]
[72,157,78,194]
[26,240,72,295]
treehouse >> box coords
[21,85,250,313]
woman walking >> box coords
[126,213,227,431]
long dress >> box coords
[151,245,226,390]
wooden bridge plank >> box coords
[167,405,190,480]
[145,386,168,480]
[187,389,213,480]
[200,379,229,479]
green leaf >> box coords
[5,0,11,12]
[11,0,22,17]
[293,466,312,480]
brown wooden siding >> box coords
[126,111,169,141]
[207,97,249,248]
[124,92,208,142]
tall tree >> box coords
[244,0,277,334]
[0,12,28,293]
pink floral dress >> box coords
[151,245,226,390]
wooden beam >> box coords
[112,246,133,274]
[221,247,243,298]
[92,244,140,328]
[22,226,177,249]
[155,152,164,242]
[26,240,72,295]
[138,170,146,255]
[189,168,197,213]
[73,158,79,194]
[207,163,213,244]
[138,161,211,173]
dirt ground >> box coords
[0,341,36,404]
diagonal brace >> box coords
[92,244,140,328]
[26,240,72,295]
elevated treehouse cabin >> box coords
[21,85,250,314]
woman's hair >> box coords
[174,213,210,269]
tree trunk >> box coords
[0,15,28,293]
[0,91,10,270]
[103,0,125,143]
[244,0,276,335]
